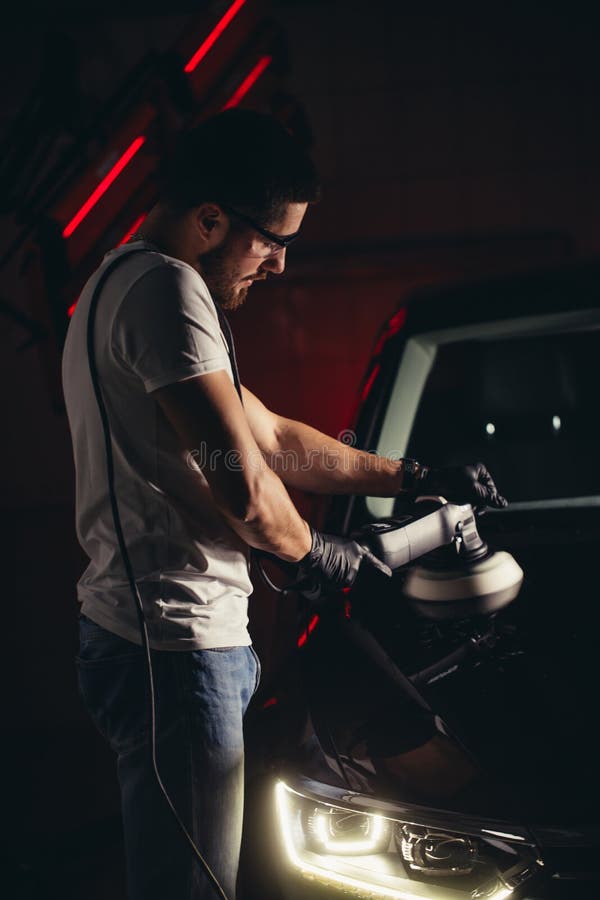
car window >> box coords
[367,311,600,518]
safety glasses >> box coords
[223,205,300,257]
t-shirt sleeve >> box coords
[111,261,230,393]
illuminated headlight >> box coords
[305,807,391,856]
[275,778,540,899]
[400,825,477,877]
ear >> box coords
[194,203,228,246]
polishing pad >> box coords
[403,550,524,620]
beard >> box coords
[198,236,250,311]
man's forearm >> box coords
[269,416,406,496]
[223,463,313,562]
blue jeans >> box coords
[76,614,260,900]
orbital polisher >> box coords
[260,500,523,619]
[359,499,524,619]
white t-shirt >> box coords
[61,241,253,650]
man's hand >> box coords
[416,462,508,509]
[297,526,392,593]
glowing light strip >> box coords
[67,213,148,318]
[118,212,147,246]
[222,55,272,109]
[67,211,148,317]
[314,812,387,854]
[297,613,319,648]
[361,362,381,401]
[482,829,526,841]
[275,782,514,900]
[387,308,407,336]
[63,136,147,238]
[373,308,407,356]
[184,0,248,73]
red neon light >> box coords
[361,362,381,402]
[184,0,247,73]
[67,300,78,318]
[222,55,272,110]
[388,307,407,335]
[63,136,147,239]
[342,585,352,618]
[373,307,407,356]
[262,697,278,709]
[118,213,147,246]
[297,614,319,648]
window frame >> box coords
[367,307,600,519]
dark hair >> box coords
[160,109,321,225]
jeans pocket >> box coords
[76,652,150,754]
[77,615,141,661]
[248,645,262,697]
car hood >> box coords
[300,506,600,829]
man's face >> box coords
[198,202,308,310]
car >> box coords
[240,259,600,900]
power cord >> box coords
[86,249,229,900]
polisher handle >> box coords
[360,503,473,571]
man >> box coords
[62,109,506,900]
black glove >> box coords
[417,462,508,509]
[297,527,392,593]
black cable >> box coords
[214,304,243,398]
[86,249,228,900]
[255,556,288,594]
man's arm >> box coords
[241,387,507,508]
[153,371,311,561]
[241,385,405,496]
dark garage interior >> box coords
[1,2,599,897]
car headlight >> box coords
[275,777,540,899]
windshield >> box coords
[367,310,600,517]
